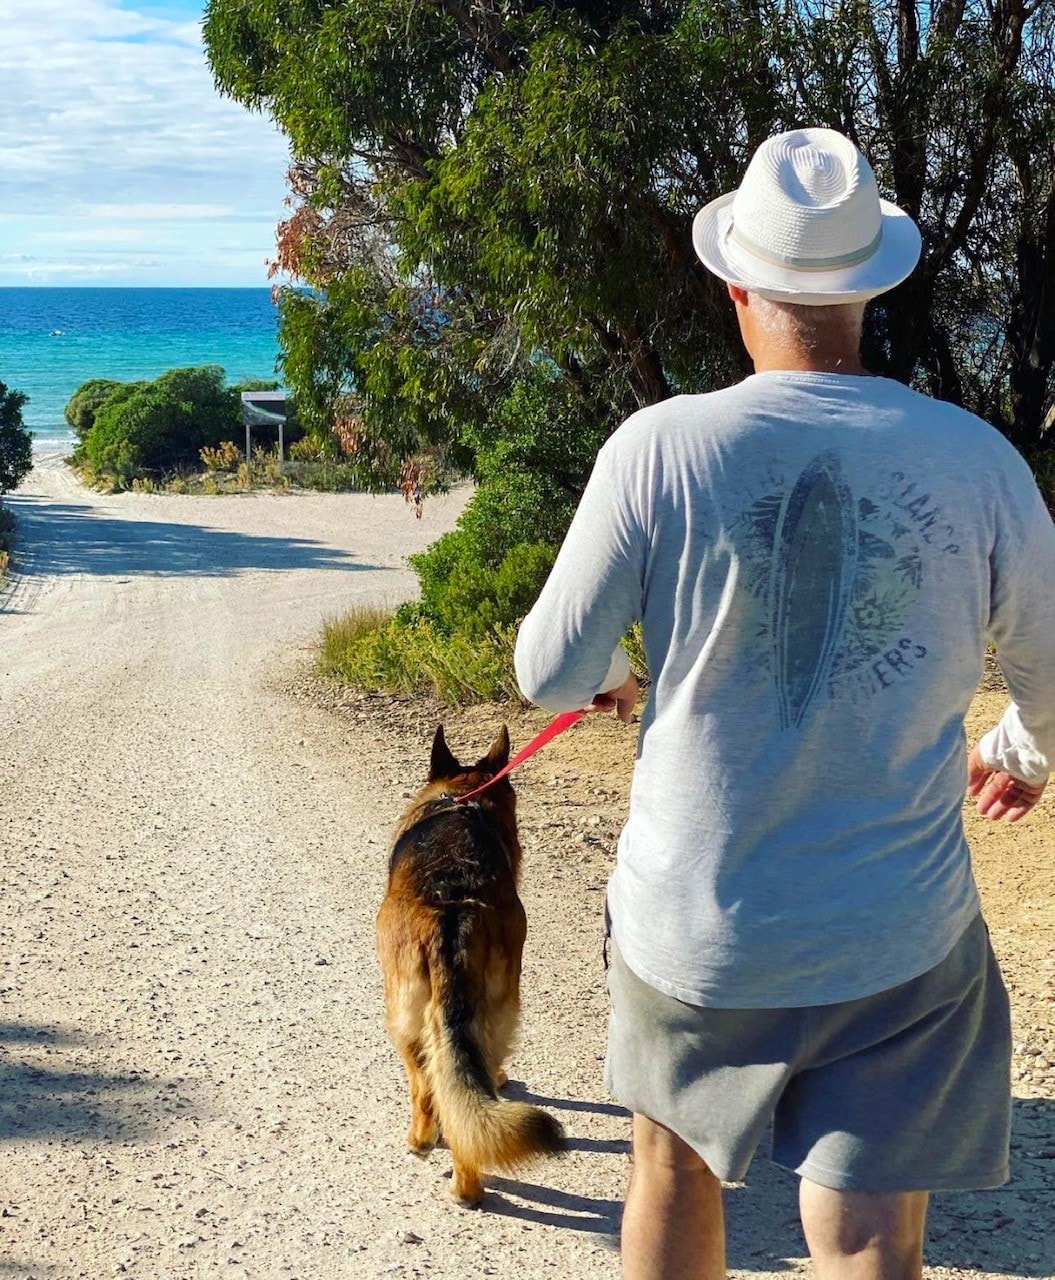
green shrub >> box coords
[405,368,607,635]
[625,622,647,680]
[319,607,520,705]
[323,369,631,699]
[411,538,556,637]
[282,457,371,491]
[78,366,241,484]
[0,500,15,579]
[233,379,281,393]
[287,436,325,462]
[64,379,124,440]
[0,383,33,494]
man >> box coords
[514,128,1055,1280]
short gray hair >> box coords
[747,293,865,355]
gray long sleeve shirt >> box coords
[515,371,1055,1007]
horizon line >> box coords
[0,284,284,290]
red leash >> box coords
[453,710,587,804]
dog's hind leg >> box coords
[385,964,439,1154]
[400,1038,439,1155]
[479,944,523,1092]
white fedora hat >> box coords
[693,128,921,305]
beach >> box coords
[0,454,1052,1279]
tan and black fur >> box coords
[376,725,565,1205]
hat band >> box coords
[730,222,883,273]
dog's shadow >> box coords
[502,1079,630,1119]
[482,1080,628,1238]
[485,1175,622,1239]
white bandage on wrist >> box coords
[979,721,1050,787]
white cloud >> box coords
[0,0,292,284]
[0,254,161,278]
[84,203,238,220]
[33,225,151,244]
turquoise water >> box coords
[0,288,282,451]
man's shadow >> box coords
[486,1086,1054,1277]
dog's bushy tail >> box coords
[423,921,565,1192]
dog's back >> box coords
[377,726,565,1205]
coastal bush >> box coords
[200,440,242,472]
[319,607,521,705]
[282,457,371,491]
[0,501,15,580]
[233,379,281,394]
[64,379,123,440]
[410,538,556,638]
[287,436,323,462]
[93,442,373,496]
[319,602,647,706]
[77,366,241,484]
[0,382,33,494]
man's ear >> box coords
[429,725,461,780]
[478,724,510,773]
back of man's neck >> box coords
[752,349,868,377]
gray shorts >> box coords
[605,912,1011,1191]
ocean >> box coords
[0,288,283,452]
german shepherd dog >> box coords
[376,725,566,1205]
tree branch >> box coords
[431,0,514,74]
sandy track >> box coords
[1,457,1051,1280]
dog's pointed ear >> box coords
[478,724,510,773]
[430,725,461,780]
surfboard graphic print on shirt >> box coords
[734,456,962,725]
[769,451,858,729]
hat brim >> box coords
[692,191,922,306]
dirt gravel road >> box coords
[1,456,1051,1280]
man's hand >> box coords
[587,673,640,724]
[966,743,1047,822]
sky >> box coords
[0,0,292,286]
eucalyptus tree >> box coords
[204,0,1055,513]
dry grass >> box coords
[318,605,521,706]
[75,446,370,496]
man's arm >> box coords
[975,468,1055,818]
[514,435,645,713]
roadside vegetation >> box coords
[0,381,34,580]
[320,607,521,705]
[69,366,276,490]
[203,0,1055,703]
[66,365,394,495]
[118,438,397,496]
[0,503,16,582]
